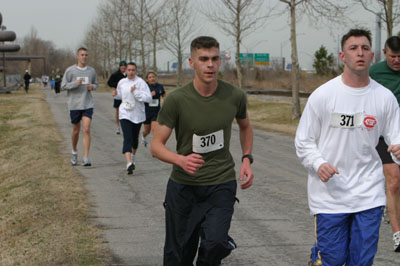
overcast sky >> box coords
[1,0,397,70]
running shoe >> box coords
[116,126,121,135]
[383,207,390,224]
[394,231,400,252]
[71,152,78,166]
[141,135,148,147]
[127,162,135,175]
[82,157,92,167]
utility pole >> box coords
[2,25,6,87]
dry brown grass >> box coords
[157,71,332,92]
[0,85,108,266]
[247,99,305,136]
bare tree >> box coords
[279,0,348,119]
[84,15,110,78]
[162,0,194,86]
[357,0,400,37]
[83,0,169,77]
[129,0,151,75]
[201,0,272,89]
[144,0,169,72]
[83,0,138,78]
[102,0,129,67]
[14,27,74,77]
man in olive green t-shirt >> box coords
[370,36,400,252]
[151,36,254,265]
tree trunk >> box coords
[153,20,158,72]
[140,35,146,75]
[386,0,393,37]
[177,47,182,86]
[290,0,301,120]
[236,0,243,89]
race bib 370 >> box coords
[192,129,224,154]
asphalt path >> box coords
[44,87,399,266]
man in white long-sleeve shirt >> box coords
[295,28,400,266]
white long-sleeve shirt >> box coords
[116,76,152,124]
[295,75,400,215]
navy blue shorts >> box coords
[70,108,93,124]
[376,137,394,164]
[144,114,158,125]
[113,99,122,108]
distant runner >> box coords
[61,47,98,167]
[112,62,152,174]
[23,70,31,93]
[141,72,166,147]
[370,35,400,252]
[54,67,63,94]
[107,60,127,135]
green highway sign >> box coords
[239,53,269,66]
[254,53,270,66]
[239,53,254,64]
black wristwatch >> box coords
[241,154,254,164]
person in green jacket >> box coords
[370,36,400,252]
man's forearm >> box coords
[150,142,182,167]
[239,124,253,155]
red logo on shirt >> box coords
[364,116,376,130]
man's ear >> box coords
[189,57,194,68]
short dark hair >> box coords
[190,36,219,54]
[145,71,156,79]
[127,62,137,68]
[385,36,400,52]
[77,47,88,54]
[341,28,372,50]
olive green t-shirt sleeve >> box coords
[236,90,248,119]
[157,92,178,129]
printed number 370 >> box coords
[200,135,216,147]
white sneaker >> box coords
[383,207,390,224]
[127,162,135,175]
[394,231,400,252]
[71,152,78,166]
[82,157,91,166]
[141,135,148,147]
[116,126,121,135]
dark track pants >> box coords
[120,119,142,153]
[55,81,61,93]
[24,82,29,93]
[163,179,237,266]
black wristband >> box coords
[241,154,253,164]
